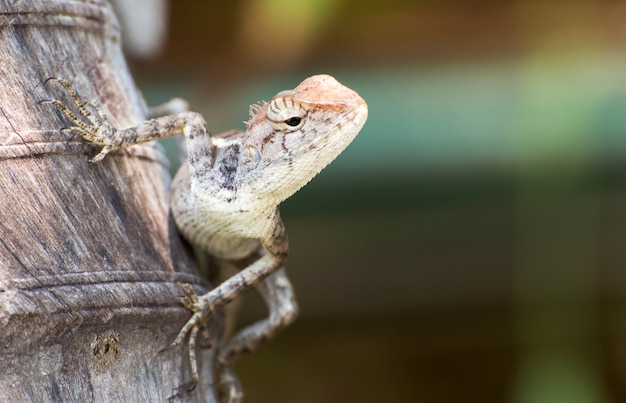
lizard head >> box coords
[241,74,368,206]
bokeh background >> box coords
[116,1,626,402]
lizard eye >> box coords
[267,97,306,131]
[284,117,301,127]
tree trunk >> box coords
[0,1,218,401]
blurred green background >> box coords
[121,1,626,402]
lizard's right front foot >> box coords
[40,78,118,162]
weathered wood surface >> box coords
[0,1,218,401]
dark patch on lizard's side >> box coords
[219,143,240,192]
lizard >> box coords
[41,74,368,401]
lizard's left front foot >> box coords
[40,78,118,162]
[173,285,246,402]
[170,283,217,390]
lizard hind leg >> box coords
[216,268,299,402]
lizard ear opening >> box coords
[247,145,262,163]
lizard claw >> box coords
[178,282,200,312]
[169,283,216,390]
[171,310,205,348]
[41,78,118,162]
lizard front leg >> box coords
[171,220,289,394]
[216,268,298,402]
[41,77,220,389]
[41,78,208,162]
[220,267,298,362]
[175,267,298,402]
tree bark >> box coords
[0,1,218,401]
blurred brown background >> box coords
[118,1,626,402]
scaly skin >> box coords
[42,75,368,402]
